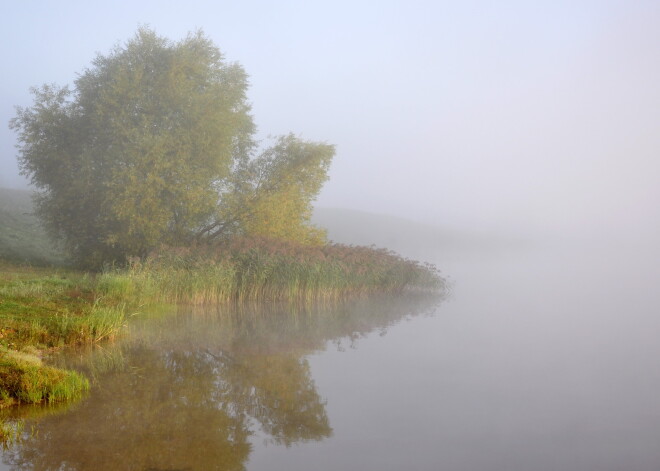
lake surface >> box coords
[2,237,660,470]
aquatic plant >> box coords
[100,237,444,305]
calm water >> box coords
[2,238,660,470]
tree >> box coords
[10,28,333,268]
[209,134,334,246]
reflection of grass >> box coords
[0,418,24,449]
[0,390,83,448]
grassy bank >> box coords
[0,262,126,350]
[0,237,442,409]
[0,238,441,350]
[0,262,120,408]
[0,347,89,406]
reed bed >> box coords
[99,237,443,305]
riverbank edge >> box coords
[0,244,443,408]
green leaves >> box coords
[217,134,334,245]
[10,28,333,268]
[11,29,255,268]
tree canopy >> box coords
[10,28,333,268]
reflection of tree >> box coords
[219,353,330,446]
[4,346,252,471]
[3,293,443,470]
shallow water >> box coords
[2,238,660,470]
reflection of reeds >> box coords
[0,393,83,448]
[99,237,444,304]
[0,419,23,449]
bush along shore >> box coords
[0,237,443,409]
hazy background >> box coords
[2,1,658,241]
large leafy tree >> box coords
[10,28,333,268]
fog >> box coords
[3,5,660,468]
[2,1,659,242]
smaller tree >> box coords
[207,134,334,245]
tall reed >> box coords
[99,237,444,305]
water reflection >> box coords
[2,293,443,470]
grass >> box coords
[0,346,89,407]
[0,419,23,449]
[0,188,444,417]
[0,235,441,354]
[98,237,443,305]
[0,347,88,446]
[0,262,122,413]
[0,263,126,350]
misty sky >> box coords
[1,1,658,239]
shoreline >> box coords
[0,245,443,409]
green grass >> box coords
[0,235,442,352]
[0,265,106,410]
[0,347,89,407]
[0,264,126,350]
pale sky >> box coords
[1,1,659,239]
